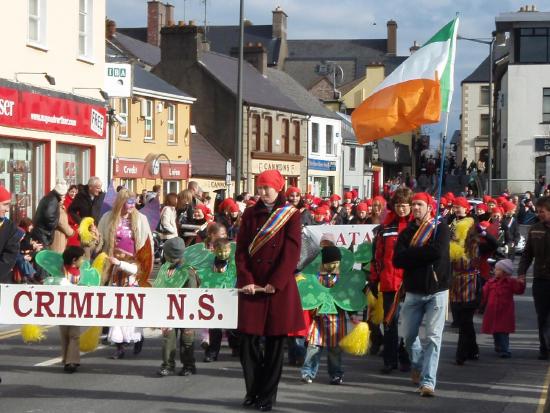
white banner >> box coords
[0,284,238,329]
[304,224,378,247]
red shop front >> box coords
[0,79,106,221]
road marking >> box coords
[536,363,550,413]
[34,345,107,367]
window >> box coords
[326,125,333,154]
[480,85,490,106]
[167,104,176,143]
[312,123,319,153]
[282,119,290,154]
[118,98,128,138]
[28,0,47,48]
[517,28,550,63]
[293,121,300,155]
[480,114,490,136]
[78,0,94,59]
[262,116,272,152]
[144,100,153,140]
[544,88,550,123]
[163,180,180,196]
[119,178,136,193]
[350,147,356,170]
[251,114,261,151]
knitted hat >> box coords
[256,169,285,192]
[53,179,68,196]
[495,259,514,275]
[321,246,341,264]
[320,233,337,245]
[0,186,11,203]
[163,237,186,260]
[285,186,301,197]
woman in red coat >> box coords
[236,169,304,412]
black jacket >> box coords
[501,215,520,245]
[393,220,451,295]
[0,218,20,282]
[32,190,62,246]
[518,221,550,279]
[68,186,105,225]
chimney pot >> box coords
[386,20,397,56]
[178,20,185,26]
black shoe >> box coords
[242,397,256,407]
[467,353,479,361]
[204,355,213,363]
[179,366,197,376]
[330,375,343,385]
[157,367,175,377]
[133,337,144,355]
[63,363,77,373]
[110,349,125,359]
[380,365,397,374]
[256,402,272,411]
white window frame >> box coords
[326,124,333,155]
[144,100,153,140]
[27,0,47,49]
[78,0,94,59]
[167,104,176,143]
[119,98,128,138]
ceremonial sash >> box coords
[248,204,297,257]
[410,218,435,247]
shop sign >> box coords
[309,158,337,171]
[104,63,132,98]
[160,163,190,180]
[0,85,106,139]
[113,159,144,178]
[114,158,190,180]
[535,138,550,152]
[251,159,299,176]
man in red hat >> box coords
[501,201,520,260]
[0,186,19,282]
[329,194,344,224]
[394,192,450,397]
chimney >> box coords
[231,42,267,75]
[165,3,174,26]
[147,1,165,46]
[272,6,288,40]
[160,23,208,65]
[409,40,420,54]
[105,19,116,40]
[386,20,397,56]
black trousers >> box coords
[382,291,410,368]
[533,278,550,355]
[240,334,285,406]
[453,304,479,362]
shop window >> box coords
[251,114,261,151]
[293,121,300,155]
[312,123,319,153]
[326,124,333,154]
[144,99,153,140]
[119,98,128,138]
[544,88,550,123]
[56,143,90,188]
[281,119,290,154]
[262,116,272,152]
[28,0,47,48]
[78,0,94,59]
[167,104,176,143]
[163,180,180,196]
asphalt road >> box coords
[0,270,548,413]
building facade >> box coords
[0,0,107,221]
[307,116,341,197]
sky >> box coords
[106,0,531,148]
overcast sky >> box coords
[107,0,531,148]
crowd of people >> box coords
[0,169,549,410]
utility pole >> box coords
[234,0,244,196]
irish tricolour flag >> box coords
[352,17,459,143]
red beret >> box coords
[195,203,211,217]
[492,207,504,215]
[314,206,328,216]
[305,193,314,200]
[373,195,386,205]
[366,199,373,206]
[476,203,488,213]
[218,198,236,213]
[496,196,507,205]
[412,192,434,206]
[0,186,10,203]
[439,196,448,207]
[351,190,358,199]
[257,169,285,192]
[285,186,301,197]
[482,195,491,203]
[444,192,455,201]
[486,198,497,205]
[312,197,321,206]
[452,197,470,209]
[479,220,490,230]
[344,191,353,200]
[502,201,516,212]
[356,203,368,212]
[330,194,341,202]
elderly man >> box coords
[393,192,450,397]
[68,177,104,224]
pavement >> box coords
[0,266,549,413]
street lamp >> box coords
[458,34,495,195]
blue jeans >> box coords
[301,345,343,379]
[400,290,448,390]
[493,333,510,356]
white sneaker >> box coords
[301,375,313,384]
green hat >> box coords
[163,237,186,260]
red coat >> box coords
[235,197,305,336]
[481,276,525,334]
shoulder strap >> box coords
[248,204,298,256]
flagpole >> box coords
[434,110,450,225]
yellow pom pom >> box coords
[92,252,108,274]
[21,324,45,343]
[79,326,101,352]
[367,290,384,325]
[339,322,370,356]
[78,217,96,246]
